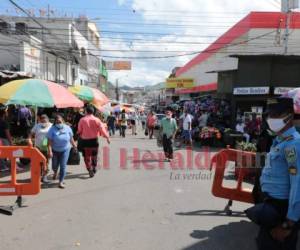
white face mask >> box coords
[40,122,48,128]
[267,115,291,133]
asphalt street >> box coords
[0,127,267,250]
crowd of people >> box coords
[0,97,271,188]
[0,105,110,189]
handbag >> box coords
[77,138,83,152]
[67,147,80,165]
[39,137,48,152]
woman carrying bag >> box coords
[47,115,77,189]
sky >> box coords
[0,0,283,87]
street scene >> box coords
[0,0,300,250]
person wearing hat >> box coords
[160,107,177,162]
[246,97,300,250]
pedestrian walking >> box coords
[120,109,128,138]
[147,111,157,139]
[140,112,147,130]
[160,108,177,162]
[28,114,52,183]
[107,112,116,136]
[78,105,110,178]
[130,112,137,135]
[245,98,300,250]
[47,115,77,189]
[17,105,32,138]
[181,110,193,147]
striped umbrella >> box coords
[68,85,109,109]
[0,79,83,108]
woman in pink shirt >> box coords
[77,105,110,178]
[147,111,157,139]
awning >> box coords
[175,82,217,94]
[0,70,32,78]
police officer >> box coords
[246,97,300,250]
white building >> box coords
[0,30,71,83]
[0,15,102,86]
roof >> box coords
[176,11,300,77]
[229,54,300,59]
[206,69,237,74]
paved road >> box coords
[0,128,264,250]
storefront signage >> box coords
[233,87,269,95]
[166,78,194,88]
[105,61,132,70]
[274,87,294,95]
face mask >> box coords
[55,124,63,130]
[166,114,171,119]
[40,123,48,128]
[267,115,291,133]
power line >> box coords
[99,30,277,59]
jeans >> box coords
[52,148,71,183]
[121,125,126,137]
[162,134,173,159]
[142,121,146,130]
[108,124,115,136]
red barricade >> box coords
[210,148,256,204]
[0,146,46,196]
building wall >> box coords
[176,19,300,89]
[0,34,21,70]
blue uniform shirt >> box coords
[47,124,73,152]
[260,126,300,222]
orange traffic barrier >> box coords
[210,148,255,204]
[0,146,46,196]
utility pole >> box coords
[115,78,119,101]
[282,0,291,54]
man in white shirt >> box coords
[235,119,250,143]
[181,110,193,147]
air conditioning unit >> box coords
[15,22,28,34]
[0,22,11,34]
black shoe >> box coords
[88,169,95,178]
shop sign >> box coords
[233,87,269,95]
[105,61,132,70]
[166,78,194,88]
[274,87,294,95]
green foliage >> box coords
[236,141,257,152]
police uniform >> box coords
[246,98,300,250]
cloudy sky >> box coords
[1,0,282,86]
[107,0,281,87]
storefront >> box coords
[217,55,300,125]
